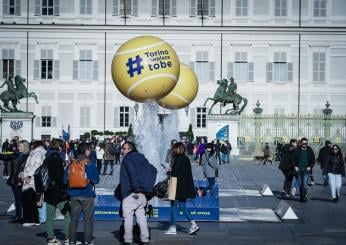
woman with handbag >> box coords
[164,142,199,236]
[201,143,218,195]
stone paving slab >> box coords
[1,159,346,245]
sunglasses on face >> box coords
[301,143,307,145]
[333,148,338,151]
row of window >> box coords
[1,49,327,83]
[2,0,330,18]
[38,105,131,128]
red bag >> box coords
[68,159,89,188]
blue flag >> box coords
[216,125,229,142]
[62,129,70,141]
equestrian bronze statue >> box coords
[204,77,247,115]
[0,75,39,112]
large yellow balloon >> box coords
[158,64,199,109]
[111,36,180,102]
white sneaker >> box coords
[189,224,200,235]
[22,223,36,227]
[64,239,69,245]
[47,237,61,245]
[291,187,296,197]
[164,226,177,235]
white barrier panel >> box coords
[259,184,274,196]
[7,203,15,214]
[274,200,298,220]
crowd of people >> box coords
[1,136,228,245]
[1,133,343,244]
[278,138,345,203]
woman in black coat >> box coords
[164,142,200,236]
[326,144,345,202]
[0,140,30,223]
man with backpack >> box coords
[63,144,99,245]
[120,141,157,245]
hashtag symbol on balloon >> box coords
[126,55,144,78]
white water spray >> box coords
[134,101,180,182]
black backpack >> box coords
[34,160,50,193]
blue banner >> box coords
[93,180,219,221]
[216,125,229,142]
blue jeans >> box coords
[298,171,309,200]
[206,177,216,192]
[221,153,229,163]
[170,200,193,226]
[11,185,23,219]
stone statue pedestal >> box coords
[0,112,35,144]
[207,114,240,156]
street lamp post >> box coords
[322,101,333,140]
[184,106,189,116]
[253,100,263,156]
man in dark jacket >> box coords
[120,141,150,245]
[293,138,315,202]
[278,139,297,196]
[317,140,332,186]
[44,138,70,244]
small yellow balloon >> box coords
[111,36,180,102]
[158,64,199,109]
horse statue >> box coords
[204,77,248,115]
[0,75,39,112]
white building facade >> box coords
[0,0,345,140]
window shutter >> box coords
[114,107,119,128]
[190,0,196,16]
[15,60,21,76]
[112,0,118,15]
[3,0,9,15]
[48,49,53,59]
[34,60,40,79]
[54,60,59,79]
[53,0,59,15]
[9,49,15,59]
[209,62,215,81]
[73,60,78,80]
[93,60,98,80]
[227,62,233,79]
[151,0,157,16]
[132,0,138,16]
[287,63,293,81]
[51,117,57,127]
[190,108,196,128]
[274,52,280,62]
[35,0,41,16]
[0,60,3,79]
[266,63,272,82]
[248,62,254,82]
[15,0,21,16]
[171,0,177,16]
[209,0,215,17]
[36,117,41,127]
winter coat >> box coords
[293,146,315,171]
[279,144,296,171]
[63,157,100,198]
[120,150,151,200]
[44,148,67,205]
[95,146,104,160]
[317,146,331,169]
[103,143,115,161]
[22,146,46,191]
[201,153,218,178]
[0,152,28,186]
[326,155,345,177]
[171,154,196,200]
